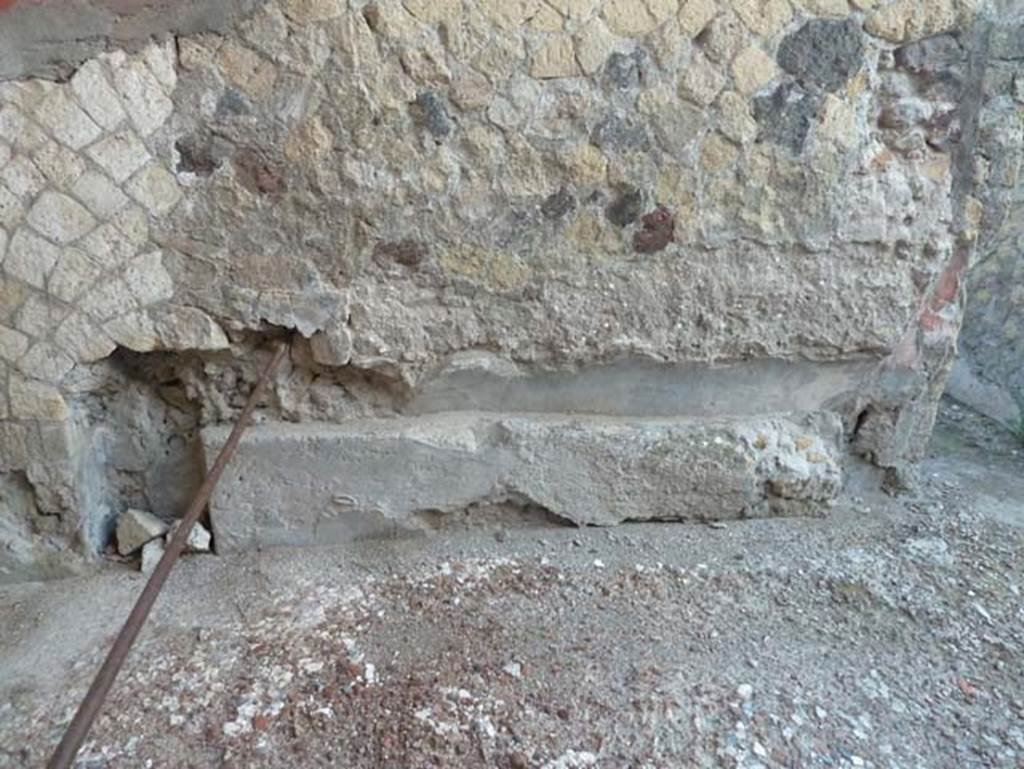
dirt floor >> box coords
[1,399,1023,769]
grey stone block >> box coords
[204,412,844,553]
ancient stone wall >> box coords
[949,8,1023,429]
[0,0,1003,578]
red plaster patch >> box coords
[919,310,943,332]
[927,249,967,313]
[0,0,19,11]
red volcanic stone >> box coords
[632,205,675,254]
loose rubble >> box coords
[139,538,163,577]
[114,509,168,556]
[167,520,212,554]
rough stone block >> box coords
[33,90,103,150]
[72,171,130,219]
[777,19,864,93]
[8,376,68,421]
[116,508,169,556]
[0,106,47,153]
[125,164,183,216]
[0,184,25,230]
[140,538,164,574]
[48,248,102,303]
[604,0,675,36]
[733,0,792,37]
[531,36,580,78]
[12,293,67,339]
[123,251,175,306]
[5,228,61,288]
[26,191,97,245]
[150,307,230,351]
[679,52,727,106]
[86,130,151,184]
[204,412,843,553]
[731,45,777,95]
[168,519,212,553]
[70,60,127,130]
[53,312,116,363]
[112,59,174,136]
[574,19,615,75]
[0,324,29,364]
[679,0,719,37]
[0,155,47,200]
[32,141,87,190]
[17,342,74,384]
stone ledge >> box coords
[204,411,844,553]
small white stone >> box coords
[575,18,616,75]
[32,141,87,189]
[72,171,130,218]
[48,247,103,303]
[153,307,230,351]
[104,50,128,70]
[113,59,174,137]
[0,324,29,363]
[87,130,151,184]
[679,52,726,106]
[0,106,48,152]
[142,41,178,93]
[309,324,352,365]
[110,205,150,247]
[70,59,127,130]
[0,184,24,229]
[117,508,169,556]
[5,228,61,288]
[1,155,47,200]
[17,342,75,383]
[80,222,141,271]
[12,293,66,338]
[53,311,116,362]
[124,251,174,305]
[26,191,97,245]
[80,279,139,321]
[33,90,103,150]
[8,375,68,420]
[168,519,212,553]
[737,683,754,701]
[140,538,165,575]
[104,310,158,350]
[126,163,183,216]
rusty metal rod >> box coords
[47,341,289,769]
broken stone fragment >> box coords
[167,519,213,554]
[116,508,169,556]
[140,538,164,576]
